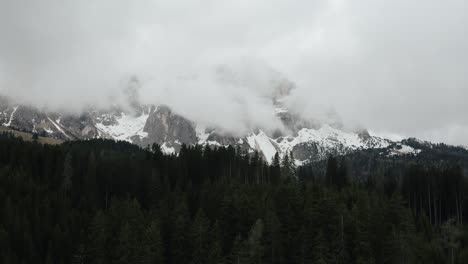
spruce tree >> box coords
[142,218,164,264]
[246,219,264,264]
[207,220,223,264]
[280,152,296,179]
[191,209,211,264]
[170,196,191,264]
[326,156,338,188]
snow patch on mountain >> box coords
[271,125,393,163]
[278,125,388,152]
[47,117,71,139]
[196,125,210,144]
[161,142,176,155]
[247,131,278,163]
[192,124,397,164]
[44,127,53,134]
[388,144,421,156]
[3,106,18,127]
[96,112,149,142]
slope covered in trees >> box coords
[0,132,467,263]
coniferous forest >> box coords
[1,132,468,264]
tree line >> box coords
[0,132,467,263]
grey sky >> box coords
[0,0,467,145]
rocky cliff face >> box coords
[140,106,197,152]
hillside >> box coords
[0,126,63,145]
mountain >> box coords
[0,92,429,166]
[0,72,442,165]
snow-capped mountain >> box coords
[0,90,423,165]
[0,68,427,164]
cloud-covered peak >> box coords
[1,0,467,144]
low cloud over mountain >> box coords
[1,0,467,145]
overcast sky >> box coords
[1,0,467,145]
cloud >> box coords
[139,58,289,135]
[0,0,467,144]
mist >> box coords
[1,0,467,145]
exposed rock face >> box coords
[206,132,241,146]
[10,106,47,132]
[0,97,13,125]
[142,106,197,147]
[291,142,320,162]
[60,113,99,139]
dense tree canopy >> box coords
[0,132,467,263]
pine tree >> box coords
[207,220,223,264]
[270,153,281,184]
[148,168,162,209]
[191,209,211,264]
[170,196,192,264]
[228,234,248,264]
[337,159,348,190]
[87,211,108,263]
[350,193,375,264]
[142,218,164,264]
[116,222,136,264]
[62,152,73,191]
[246,219,264,264]
[326,156,338,188]
[84,151,98,208]
[441,219,462,264]
[312,230,328,264]
[263,209,282,264]
[280,152,296,179]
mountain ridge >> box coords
[0,94,431,165]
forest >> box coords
[0,132,467,264]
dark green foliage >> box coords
[0,133,467,263]
[191,209,210,264]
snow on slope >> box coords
[196,125,210,145]
[47,117,72,139]
[3,106,18,126]
[96,112,149,142]
[161,142,176,155]
[196,125,227,147]
[247,130,278,163]
[277,125,389,153]
[193,124,396,164]
[388,144,421,156]
[288,125,363,148]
